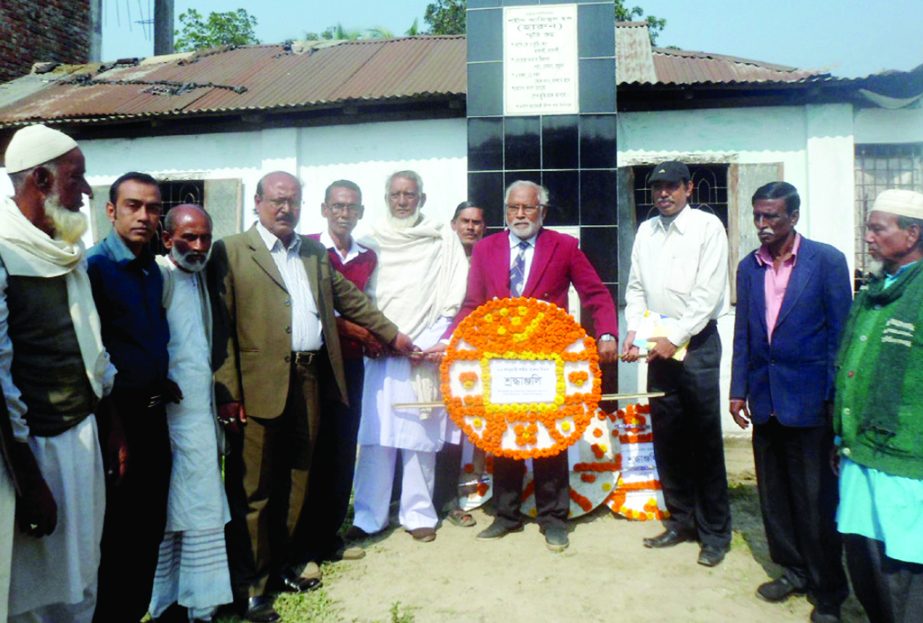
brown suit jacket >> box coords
[209,226,398,420]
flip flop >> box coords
[447,508,476,528]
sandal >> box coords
[447,508,476,528]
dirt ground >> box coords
[265,438,866,623]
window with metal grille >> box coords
[149,180,206,255]
[854,144,923,283]
[632,164,729,228]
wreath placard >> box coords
[440,297,602,459]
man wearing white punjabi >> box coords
[149,204,232,622]
[0,124,117,622]
[350,170,468,543]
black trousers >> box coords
[293,357,363,562]
[752,418,847,606]
[844,534,923,623]
[647,322,731,549]
[93,390,171,623]
[492,452,569,530]
[225,357,319,600]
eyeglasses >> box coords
[389,191,419,201]
[266,198,299,209]
[328,202,363,215]
[505,204,543,215]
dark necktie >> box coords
[509,240,530,296]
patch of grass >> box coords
[388,601,416,623]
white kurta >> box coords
[161,268,229,532]
[150,266,232,618]
[359,318,451,452]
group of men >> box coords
[0,120,919,623]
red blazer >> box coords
[446,228,618,338]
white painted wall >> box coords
[0,118,468,248]
[854,104,923,144]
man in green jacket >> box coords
[834,188,923,623]
[210,171,414,623]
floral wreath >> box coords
[440,297,602,459]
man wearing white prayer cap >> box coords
[834,188,923,623]
[0,123,120,622]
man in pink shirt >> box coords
[730,181,852,623]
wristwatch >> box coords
[598,334,616,342]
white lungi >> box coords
[9,415,105,623]
[149,267,231,618]
[354,319,450,531]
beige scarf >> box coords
[0,196,109,398]
[364,214,469,414]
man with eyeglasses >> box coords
[427,180,618,552]
[349,170,469,545]
[289,180,382,569]
[622,160,732,568]
[209,171,414,623]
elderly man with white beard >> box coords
[348,170,468,544]
[0,124,118,622]
[148,204,233,622]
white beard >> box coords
[867,259,884,278]
[385,208,420,231]
[45,194,88,244]
[170,245,211,273]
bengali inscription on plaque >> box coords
[488,359,557,405]
[503,4,579,116]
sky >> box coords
[101,0,923,78]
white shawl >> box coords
[363,214,468,413]
[0,197,109,398]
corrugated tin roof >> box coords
[0,36,468,127]
[648,47,825,86]
[0,27,879,128]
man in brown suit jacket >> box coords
[209,171,413,623]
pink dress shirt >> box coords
[755,233,801,343]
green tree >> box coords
[614,2,666,44]
[303,23,396,41]
[423,0,465,35]
[174,8,260,52]
[423,0,665,43]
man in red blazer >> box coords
[428,180,617,552]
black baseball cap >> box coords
[649,161,691,184]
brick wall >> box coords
[0,1,90,83]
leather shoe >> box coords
[476,519,524,540]
[542,526,569,552]
[756,576,804,603]
[643,529,695,549]
[244,596,280,623]
[280,566,322,593]
[697,545,727,567]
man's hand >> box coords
[337,317,385,358]
[16,477,56,538]
[597,337,618,364]
[830,445,841,477]
[218,401,247,434]
[390,332,417,356]
[422,342,448,363]
[11,443,56,537]
[729,399,751,430]
[646,337,678,362]
[103,398,128,483]
[164,378,183,404]
[620,331,640,363]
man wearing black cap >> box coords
[622,161,732,567]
